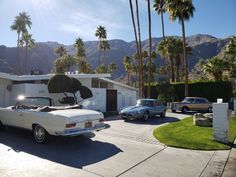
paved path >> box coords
[0,112,232,177]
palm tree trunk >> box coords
[170,56,175,82]
[176,64,180,82]
[128,72,130,85]
[135,0,143,98]
[181,14,188,96]
[129,0,141,97]
[147,0,152,98]
[161,12,166,42]
[17,32,20,75]
[25,44,28,75]
[98,41,101,66]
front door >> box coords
[106,89,117,112]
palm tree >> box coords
[135,0,144,97]
[108,63,117,73]
[167,0,195,96]
[10,11,32,74]
[123,56,133,85]
[20,32,35,74]
[153,0,167,42]
[203,57,230,81]
[74,38,87,73]
[147,0,152,98]
[101,40,110,63]
[96,64,107,74]
[55,46,67,57]
[95,25,107,66]
[173,38,183,82]
[128,0,142,97]
[74,38,85,60]
[157,37,176,82]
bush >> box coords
[145,81,233,102]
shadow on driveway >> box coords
[124,116,180,125]
[0,127,122,168]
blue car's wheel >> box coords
[160,110,166,118]
[0,121,5,131]
[143,112,149,121]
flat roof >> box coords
[0,72,137,91]
[0,72,111,81]
[99,77,137,91]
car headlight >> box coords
[137,109,144,114]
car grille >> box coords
[122,113,133,116]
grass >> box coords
[153,116,236,150]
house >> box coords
[0,72,137,112]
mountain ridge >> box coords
[0,34,232,79]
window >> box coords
[195,98,207,103]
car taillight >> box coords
[65,123,76,128]
[99,118,105,123]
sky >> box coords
[0,0,236,47]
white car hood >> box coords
[49,109,104,123]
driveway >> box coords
[0,112,230,177]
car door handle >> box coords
[19,114,24,117]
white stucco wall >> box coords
[114,85,137,111]
[11,84,49,105]
[0,78,11,107]
[7,78,137,112]
[81,88,106,112]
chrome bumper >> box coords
[55,124,107,136]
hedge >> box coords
[144,81,233,102]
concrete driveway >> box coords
[0,112,230,177]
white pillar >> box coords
[213,103,229,144]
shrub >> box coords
[145,81,233,102]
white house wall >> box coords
[0,78,11,107]
[81,88,106,112]
[11,84,49,105]
[114,85,136,111]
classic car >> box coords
[170,97,212,113]
[0,96,106,143]
[120,99,166,121]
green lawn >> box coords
[153,116,236,150]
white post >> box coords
[213,103,229,144]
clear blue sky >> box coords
[0,0,235,47]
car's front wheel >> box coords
[142,112,149,121]
[208,107,212,113]
[160,110,166,118]
[181,107,189,113]
[0,121,5,131]
[33,125,48,144]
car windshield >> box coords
[18,97,51,107]
[136,100,154,107]
[182,98,195,103]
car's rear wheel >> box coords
[160,110,166,118]
[33,125,48,144]
[143,112,149,121]
[0,121,5,131]
[208,107,212,113]
[181,107,189,113]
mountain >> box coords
[0,34,231,79]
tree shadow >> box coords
[0,127,122,169]
[124,116,180,125]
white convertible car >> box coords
[0,96,107,143]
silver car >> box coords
[120,99,166,121]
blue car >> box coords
[120,99,166,121]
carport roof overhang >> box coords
[0,72,111,81]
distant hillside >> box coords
[0,34,231,79]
